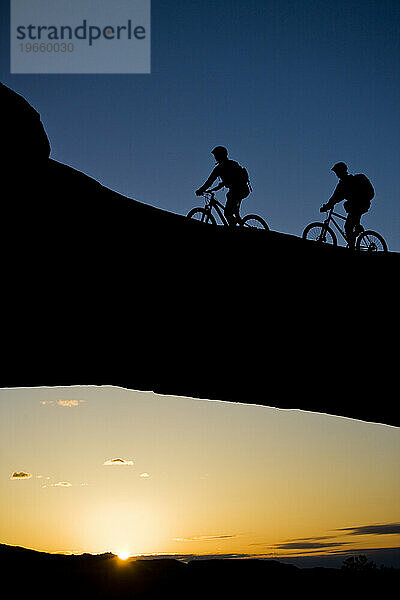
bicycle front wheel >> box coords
[240,214,269,230]
[187,207,217,226]
[356,230,388,253]
[302,222,337,246]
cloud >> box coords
[139,472,150,478]
[54,481,72,487]
[289,536,336,542]
[139,553,255,562]
[249,532,345,549]
[56,399,81,407]
[172,535,237,543]
[103,458,134,466]
[272,542,348,550]
[10,471,32,480]
[41,399,84,407]
[263,523,400,555]
[337,523,400,536]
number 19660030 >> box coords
[20,42,74,52]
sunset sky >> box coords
[1,386,399,566]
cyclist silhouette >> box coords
[320,162,375,250]
[195,146,251,227]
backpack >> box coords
[230,162,252,194]
[352,174,375,201]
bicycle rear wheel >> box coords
[240,214,269,230]
[187,208,216,226]
[356,230,388,253]
[302,222,337,246]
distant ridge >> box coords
[1,543,398,598]
[1,82,398,427]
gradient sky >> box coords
[1,1,399,250]
[1,386,399,565]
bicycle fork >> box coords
[318,223,330,242]
[202,207,213,223]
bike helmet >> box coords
[331,162,348,174]
[211,146,228,161]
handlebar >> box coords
[200,191,215,199]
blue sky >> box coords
[1,1,399,250]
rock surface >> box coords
[1,82,398,427]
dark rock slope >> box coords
[1,82,398,427]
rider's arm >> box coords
[196,166,220,195]
[322,182,345,211]
[208,181,224,192]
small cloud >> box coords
[41,399,84,407]
[103,458,134,466]
[140,472,150,478]
[288,535,336,542]
[268,532,351,551]
[172,534,237,543]
[10,471,32,480]
[56,399,81,407]
[54,482,72,487]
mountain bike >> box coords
[187,192,269,230]
[302,207,388,253]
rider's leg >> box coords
[356,201,370,234]
[225,191,244,226]
[224,191,238,227]
[233,198,242,224]
[345,199,370,247]
[345,211,362,249]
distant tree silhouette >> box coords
[341,555,377,571]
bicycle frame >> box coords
[324,209,348,243]
[203,192,231,226]
[192,191,269,232]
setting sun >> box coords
[117,551,130,560]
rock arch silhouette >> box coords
[1,82,398,428]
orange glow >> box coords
[1,387,399,562]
